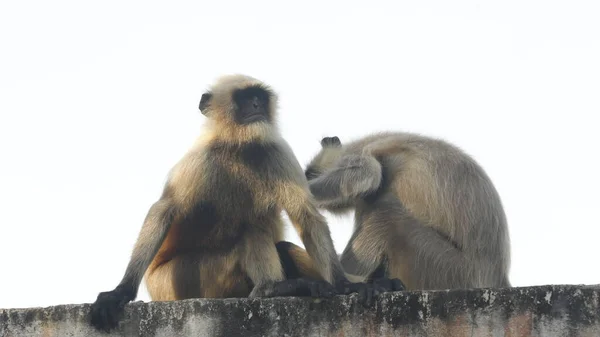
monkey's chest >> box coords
[164,143,281,253]
[167,195,277,254]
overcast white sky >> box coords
[1,0,598,310]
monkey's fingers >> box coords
[309,280,336,298]
[90,302,118,332]
[391,278,406,291]
[357,283,376,307]
[89,290,128,332]
[266,280,298,297]
[335,280,367,295]
[266,279,335,298]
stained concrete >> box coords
[1,284,599,337]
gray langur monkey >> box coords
[89,75,387,333]
[304,132,511,291]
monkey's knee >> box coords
[384,250,416,290]
[145,263,179,301]
[340,244,382,277]
[146,256,202,301]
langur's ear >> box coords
[321,136,341,147]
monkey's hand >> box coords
[309,154,382,205]
[89,285,135,333]
[250,278,336,299]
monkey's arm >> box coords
[308,154,382,207]
[276,142,394,304]
[274,144,348,285]
[277,182,347,285]
[246,238,336,299]
[90,199,175,332]
[278,191,385,302]
[241,227,287,297]
[277,241,368,283]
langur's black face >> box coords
[232,86,272,124]
[198,84,273,125]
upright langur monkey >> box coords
[90,75,389,332]
[304,133,511,291]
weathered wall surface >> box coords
[1,284,599,337]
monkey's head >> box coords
[304,136,343,181]
[199,74,279,141]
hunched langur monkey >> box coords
[304,133,511,291]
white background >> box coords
[0,0,598,309]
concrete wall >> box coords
[1,284,599,337]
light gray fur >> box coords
[305,131,511,290]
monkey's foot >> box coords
[89,286,135,333]
[336,281,375,306]
[250,278,336,299]
[335,280,394,307]
[372,277,406,292]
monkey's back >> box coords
[345,132,510,260]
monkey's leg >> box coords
[276,241,368,285]
[276,241,323,280]
[243,229,334,298]
[243,228,285,298]
[279,178,403,304]
[146,255,209,301]
[90,199,175,332]
[340,225,385,277]
[267,241,337,298]
[370,198,477,290]
[308,154,382,208]
[145,253,252,301]
[272,147,370,301]
[144,260,179,301]
[340,211,406,298]
[403,224,478,290]
[282,192,355,291]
